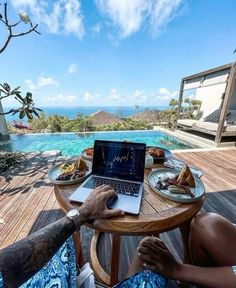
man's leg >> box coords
[189,213,236,267]
[126,251,144,277]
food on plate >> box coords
[176,164,195,187]
[85,148,94,157]
[155,165,195,198]
[147,147,165,158]
[59,162,76,173]
[56,157,89,182]
[77,157,89,171]
[56,171,86,181]
[168,185,187,194]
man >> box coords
[0,185,124,287]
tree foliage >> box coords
[9,113,152,133]
[0,83,42,119]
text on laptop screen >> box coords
[92,141,146,182]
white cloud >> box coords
[83,92,94,102]
[95,0,183,38]
[96,0,148,38]
[11,0,84,38]
[108,88,120,101]
[133,90,147,102]
[41,93,77,105]
[159,87,170,95]
[153,87,178,101]
[149,0,183,36]
[25,76,59,91]
[68,63,78,74]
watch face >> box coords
[67,209,78,217]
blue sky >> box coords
[1,0,236,108]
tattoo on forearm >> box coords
[0,217,75,287]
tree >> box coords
[184,98,191,109]
[0,2,41,138]
[190,99,202,117]
[169,99,178,110]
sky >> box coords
[0,0,236,108]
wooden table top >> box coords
[54,165,204,236]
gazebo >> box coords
[177,62,236,145]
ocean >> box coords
[4,106,168,122]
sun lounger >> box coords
[178,109,236,137]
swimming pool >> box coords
[0,130,191,156]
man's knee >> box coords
[190,213,224,237]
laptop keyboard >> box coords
[84,176,140,197]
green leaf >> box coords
[15,93,25,102]
[26,92,32,100]
[3,83,10,92]
[19,110,25,119]
[25,109,33,119]
[11,86,21,93]
[35,107,43,111]
[32,109,39,117]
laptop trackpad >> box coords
[109,194,141,215]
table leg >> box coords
[110,233,121,286]
[90,231,121,286]
[179,219,192,264]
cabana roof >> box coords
[177,62,236,145]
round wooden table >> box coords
[54,167,204,286]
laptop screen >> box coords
[92,140,146,182]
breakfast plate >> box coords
[148,168,205,203]
[146,146,172,163]
[48,160,92,185]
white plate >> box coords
[148,168,205,203]
[48,160,91,185]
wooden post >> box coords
[176,79,184,123]
[215,62,236,144]
[0,100,10,140]
[110,233,121,286]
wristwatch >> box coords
[66,209,81,231]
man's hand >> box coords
[137,236,182,279]
[78,185,124,224]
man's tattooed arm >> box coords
[0,185,124,287]
[0,217,75,287]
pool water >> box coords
[0,130,191,156]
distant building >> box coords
[89,110,121,126]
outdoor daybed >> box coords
[176,62,236,144]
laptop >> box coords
[69,140,146,214]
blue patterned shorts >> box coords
[114,270,167,288]
[0,237,77,288]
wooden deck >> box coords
[0,148,236,286]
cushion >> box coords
[177,119,197,127]
[204,109,221,123]
[226,110,236,125]
[194,121,218,131]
